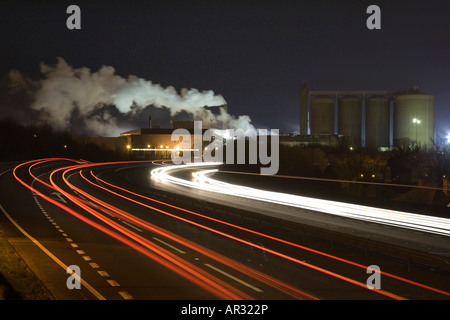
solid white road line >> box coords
[0,203,106,300]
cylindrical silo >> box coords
[338,95,362,146]
[365,95,390,148]
[310,95,335,134]
[393,94,434,147]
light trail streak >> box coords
[54,165,255,300]
[132,148,199,152]
[53,176,252,300]
[79,166,412,299]
[28,159,249,299]
[16,159,450,299]
[148,162,450,298]
[92,168,450,298]
[75,170,318,300]
[151,163,450,237]
[15,159,253,300]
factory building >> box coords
[120,117,208,159]
[78,112,231,160]
[299,85,435,149]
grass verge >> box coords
[0,225,54,300]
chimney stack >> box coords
[149,116,152,128]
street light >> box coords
[412,118,421,143]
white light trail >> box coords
[132,148,199,152]
[151,163,450,236]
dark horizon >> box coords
[1,0,449,138]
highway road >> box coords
[1,158,449,302]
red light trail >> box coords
[15,159,253,300]
[12,158,450,300]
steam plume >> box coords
[8,57,254,136]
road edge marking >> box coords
[0,203,106,300]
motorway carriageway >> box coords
[2,158,450,300]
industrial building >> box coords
[76,116,210,159]
[119,117,209,159]
[80,103,231,160]
[279,133,340,148]
[299,85,435,148]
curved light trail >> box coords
[15,159,253,300]
[91,167,449,298]
[151,162,450,237]
[69,169,317,300]
[10,158,450,300]
[86,164,450,298]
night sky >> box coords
[1,0,449,138]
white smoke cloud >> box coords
[8,57,254,136]
[216,107,254,132]
[8,69,39,94]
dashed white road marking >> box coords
[50,192,68,203]
[29,168,136,300]
[204,263,263,293]
[107,280,120,287]
[152,237,186,254]
[121,220,143,232]
[101,209,115,218]
[98,271,110,277]
[118,291,134,300]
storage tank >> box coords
[393,94,434,147]
[310,95,335,134]
[338,95,362,146]
[365,95,390,148]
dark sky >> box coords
[1,0,449,137]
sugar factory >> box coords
[81,85,436,155]
[293,84,435,149]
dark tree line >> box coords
[278,141,449,186]
[0,118,126,162]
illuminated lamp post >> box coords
[412,118,421,144]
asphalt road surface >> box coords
[1,158,449,302]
